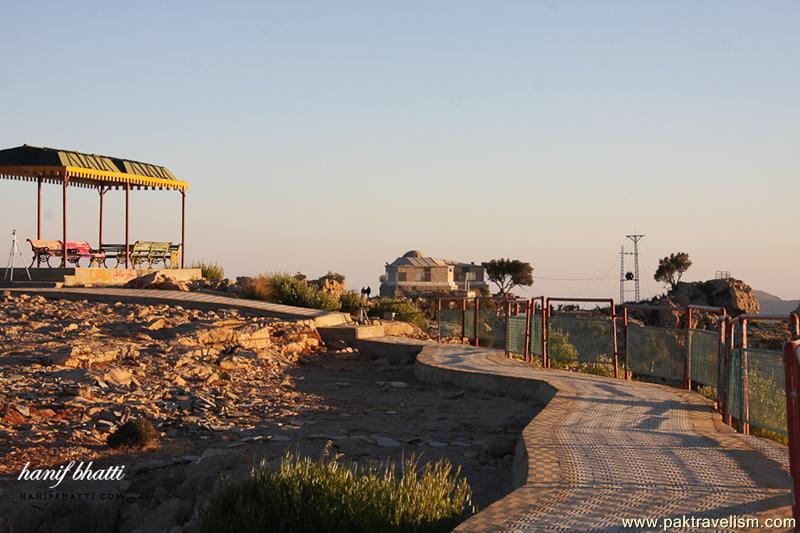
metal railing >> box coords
[437,301,800,526]
[436,298,798,437]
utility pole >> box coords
[619,246,626,304]
[619,234,645,303]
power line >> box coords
[534,275,617,281]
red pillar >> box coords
[783,340,800,528]
[741,319,750,435]
[37,177,42,240]
[62,175,68,268]
[98,186,105,249]
[180,190,186,268]
[36,177,42,267]
[125,182,130,268]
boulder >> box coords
[670,278,759,316]
[125,272,189,292]
[194,321,272,350]
[51,344,121,368]
[103,367,133,387]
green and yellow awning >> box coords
[0,145,188,191]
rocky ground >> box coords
[0,293,539,533]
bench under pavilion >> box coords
[0,144,189,269]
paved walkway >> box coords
[414,343,793,532]
[5,287,351,327]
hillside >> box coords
[754,290,800,315]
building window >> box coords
[398,272,407,282]
[422,268,431,282]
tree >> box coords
[481,259,533,297]
[654,252,692,290]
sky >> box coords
[0,1,797,300]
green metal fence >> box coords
[690,328,720,388]
[726,347,743,421]
[626,325,686,382]
[438,297,794,440]
[743,348,787,436]
[548,314,615,366]
[529,313,543,357]
[464,309,475,339]
[477,308,506,349]
[507,313,527,356]
[437,307,463,340]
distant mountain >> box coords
[755,290,799,314]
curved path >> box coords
[414,343,793,532]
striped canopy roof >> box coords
[0,145,188,191]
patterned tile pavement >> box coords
[414,344,793,532]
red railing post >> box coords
[610,299,619,379]
[436,299,442,343]
[543,299,550,368]
[504,300,511,358]
[741,318,750,435]
[725,318,736,427]
[792,313,800,338]
[524,299,532,363]
[685,307,692,388]
[719,317,729,423]
[461,298,467,343]
[783,340,800,527]
[622,306,629,380]
[473,297,479,347]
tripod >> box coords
[4,230,31,282]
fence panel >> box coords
[529,313,543,357]
[548,315,615,366]
[626,325,686,382]
[745,348,787,436]
[461,309,475,340]
[690,329,720,388]
[438,307,463,340]
[507,313,527,355]
[477,307,506,349]
[727,347,743,421]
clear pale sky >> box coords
[0,1,797,299]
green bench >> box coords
[129,241,181,268]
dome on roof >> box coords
[402,250,424,258]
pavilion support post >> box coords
[180,190,186,268]
[36,177,42,267]
[37,177,42,240]
[125,182,130,269]
[98,186,105,249]
[62,175,68,268]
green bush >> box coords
[198,453,474,533]
[107,418,158,449]
[340,290,366,314]
[241,273,341,311]
[192,261,224,280]
[239,274,277,301]
[369,297,427,329]
[270,273,342,311]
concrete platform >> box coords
[0,267,202,288]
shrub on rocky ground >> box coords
[240,273,342,312]
[198,452,474,533]
[107,418,159,449]
[369,297,427,329]
[271,274,342,311]
[238,274,277,301]
[192,261,225,280]
[339,290,366,314]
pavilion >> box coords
[0,144,188,269]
